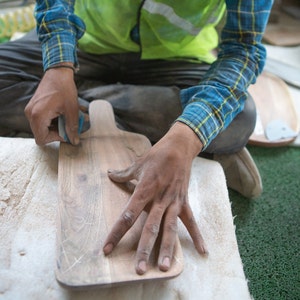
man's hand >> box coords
[103,122,208,275]
[24,65,79,145]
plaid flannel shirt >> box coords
[35,0,273,149]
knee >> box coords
[241,93,257,133]
[205,93,257,154]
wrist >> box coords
[42,64,76,86]
[165,122,203,158]
[46,62,76,73]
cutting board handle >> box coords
[82,100,120,138]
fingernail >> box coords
[202,243,209,255]
[103,243,113,255]
[74,136,80,145]
[199,244,209,256]
[162,256,170,269]
[137,260,147,275]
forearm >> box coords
[178,0,273,150]
[35,0,86,70]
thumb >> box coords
[107,166,135,183]
[64,108,80,145]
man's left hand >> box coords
[103,122,207,275]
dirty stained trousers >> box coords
[0,30,256,154]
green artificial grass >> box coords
[231,145,300,300]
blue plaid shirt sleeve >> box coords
[35,0,273,149]
[35,0,85,70]
[177,0,273,149]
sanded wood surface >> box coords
[248,72,299,147]
[56,100,184,288]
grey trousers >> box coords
[0,30,256,154]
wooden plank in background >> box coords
[248,72,299,147]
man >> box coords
[0,1,273,275]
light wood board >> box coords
[56,100,184,289]
[248,72,299,147]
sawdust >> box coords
[0,138,59,272]
[0,142,35,217]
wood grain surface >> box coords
[56,100,184,289]
[248,72,299,147]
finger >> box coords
[64,104,80,145]
[103,188,149,256]
[135,205,165,275]
[158,203,178,272]
[103,208,138,255]
[107,165,136,183]
[41,130,65,145]
[179,201,208,255]
[30,112,63,145]
[112,181,136,194]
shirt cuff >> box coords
[41,33,78,71]
[176,102,217,150]
[177,86,237,150]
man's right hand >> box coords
[25,65,80,146]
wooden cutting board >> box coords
[56,100,184,289]
[248,72,299,147]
